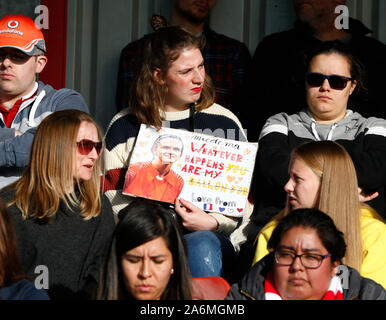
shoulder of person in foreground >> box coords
[359,206,386,289]
[258,111,303,141]
[226,253,273,300]
[200,103,247,142]
[37,81,89,113]
[0,278,49,300]
[361,115,386,135]
[344,265,386,300]
[103,110,139,203]
[253,219,279,265]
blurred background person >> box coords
[115,0,252,124]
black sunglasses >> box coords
[76,139,103,155]
[0,49,34,63]
[305,72,353,90]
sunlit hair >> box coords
[131,25,215,128]
[8,110,103,222]
[0,200,25,287]
[274,141,383,271]
[97,199,192,300]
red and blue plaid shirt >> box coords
[115,27,252,119]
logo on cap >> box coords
[7,20,19,29]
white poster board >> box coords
[123,124,257,217]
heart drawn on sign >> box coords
[226,175,235,182]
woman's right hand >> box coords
[174,198,219,232]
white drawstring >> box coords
[326,123,337,140]
[311,121,321,141]
[310,121,337,141]
[28,90,46,126]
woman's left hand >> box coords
[174,198,219,232]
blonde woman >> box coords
[0,110,115,299]
[254,141,386,288]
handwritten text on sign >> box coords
[125,125,257,217]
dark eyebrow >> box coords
[277,245,322,253]
[123,253,169,259]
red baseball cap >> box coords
[0,15,46,55]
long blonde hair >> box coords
[9,110,103,222]
[274,141,382,271]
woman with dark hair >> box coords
[0,200,48,300]
[104,25,252,278]
[0,109,115,299]
[255,41,386,223]
[96,199,192,300]
[227,208,386,300]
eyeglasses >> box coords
[0,49,35,63]
[76,139,103,155]
[305,72,353,90]
[274,249,331,269]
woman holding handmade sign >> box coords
[103,26,254,278]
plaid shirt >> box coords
[115,27,252,117]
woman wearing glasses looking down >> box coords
[226,209,386,300]
[253,41,386,228]
[0,109,115,299]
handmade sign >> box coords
[123,124,258,217]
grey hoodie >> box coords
[256,109,386,217]
[0,81,89,188]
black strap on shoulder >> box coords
[189,103,196,132]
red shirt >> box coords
[0,87,38,128]
[123,161,184,204]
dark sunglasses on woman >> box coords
[305,72,353,90]
[76,139,103,155]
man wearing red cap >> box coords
[0,15,89,188]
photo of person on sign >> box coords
[123,134,184,203]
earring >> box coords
[170,268,174,274]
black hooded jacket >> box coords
[226,253,386,300]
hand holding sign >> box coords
[174,198,219,231]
